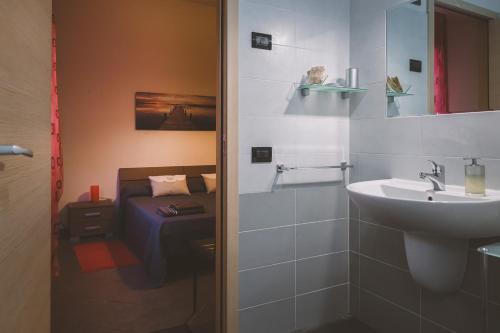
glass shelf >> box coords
[387,91,414,103]
[387,91,413,97]
[299,84,368,97]
[478,242,500,259]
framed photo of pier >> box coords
[135,92,216,131]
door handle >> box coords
[0,145,34,158]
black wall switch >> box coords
[252,147,272,163]
[252,32,272,50]
[410,59,422,73]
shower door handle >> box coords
[0,145,34,158]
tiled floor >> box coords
[308,319,378,333]
[51,239,214,333]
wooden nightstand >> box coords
[67,199,114,242]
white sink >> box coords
[347,179,500,293]
[347,179,500,238]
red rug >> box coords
[73,240,140,273]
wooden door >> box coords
[0,0,52,332]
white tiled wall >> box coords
[238,0,351,332]
[239,189,349,333]
[238,0,351,195]
[350,0,500,332]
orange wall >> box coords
[53,0,217,208]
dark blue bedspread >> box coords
[124,193,215,286]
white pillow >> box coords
[149,175,191,197]
[201,173,216,193]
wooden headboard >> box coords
[118,165,216,182]
[116,165,216,231]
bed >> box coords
[118,165,216,286]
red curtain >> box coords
[51,15,63,277]
[434,12,449,114]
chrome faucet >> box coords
[419,160,446,191]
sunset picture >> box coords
[135,92,216,131]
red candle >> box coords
[90,185,100,203]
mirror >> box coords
[386,0,432,117]
[386,0,500,117]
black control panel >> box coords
[252,32,272,50]
[252,147,272,163]
[410,59,422,73]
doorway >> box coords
[0,0,238,332]
[435,5,490,113]
[50,0,222,332]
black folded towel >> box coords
[170,200,204,212]
[157,200,204,217]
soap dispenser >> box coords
[464,158,485,196]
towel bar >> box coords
[276,162,353,174]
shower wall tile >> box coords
[349,283,360,317]
[241,0,295,10]
[349,218,360,253]
[351,0,393,24]
[295,13,338,51]
[296,185,348,223]
[296,252,348,294]
[356,153,392,181]
[359,221,408,269]
[295,0,350,20]
[239,190,294,232]
[239,226,295,270]
[350,82,387,120]
[296,219,348,259]
[421,289,481,333]
[296,284,349,331]
[349,198,360,219]
[239,298,295,333]
[239,43,296,82]
[239,78,295,118]
[238,189,350,330]
[238,0,351,195]
[389,154,434,182]
[488,304,500,333]
[421,320,455,333]
[420,112,500,159]
[359,290,420,333]
[238,154,277,194]
[239,116,298,153]
[350,121,361,154]
[351,10,386,52]
[359,256,420,313]
[239,262,295,309]
[239,1,295,47]
[350,46,386,86]
[238,0,352,331]
[460,250,482,298]
[358,117,422,155]
[291,117,349,148]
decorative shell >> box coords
[307,66,327,84]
